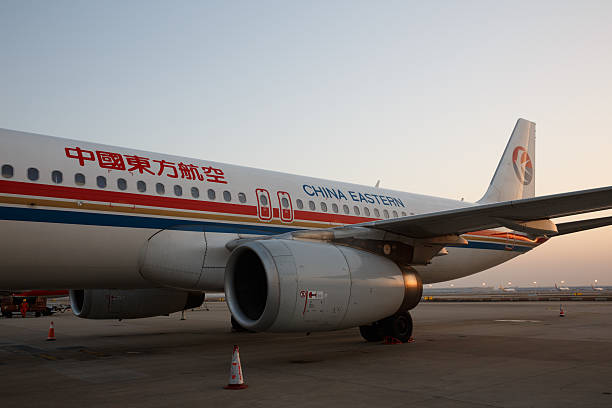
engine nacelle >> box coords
[225,239,422,332]
[69,288,205,319]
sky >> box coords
[1,1,611,286]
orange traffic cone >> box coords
[559,305,565,317]
[224,345,247,390]
[47,321,56,341]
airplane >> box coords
[498,284,516,293]
[555,283,571,291]
[591,284,604,291]
[1,119,611,342]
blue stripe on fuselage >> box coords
[0,205,533,252]
[0,205,294,235]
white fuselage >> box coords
[0,129,543,290]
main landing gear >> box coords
[359,312,413,343]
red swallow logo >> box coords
[512,146,533,185]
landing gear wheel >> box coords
[359,324,384,342]
[382,312,413,343]
[231,315,254,333]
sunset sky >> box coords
[1,1,610,286]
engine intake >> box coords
[225,239,422,332]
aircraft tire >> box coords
[382,312,413,343]
[359,324,385,342]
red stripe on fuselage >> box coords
[468,229,541,244]
[0,179,257,216]
[294,209,375,224]
[0,181,540,243]
[0,180,378,224]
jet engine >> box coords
[69,288,205,319]
[225,239,422,333]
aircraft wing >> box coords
[555,215,612,236]
[363,186,612,239]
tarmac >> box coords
[1,301,611,408]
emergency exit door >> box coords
[277,191,293,222]
[256,188,272,221]
[504,232,515,251]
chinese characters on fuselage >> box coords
[65,147,227,184]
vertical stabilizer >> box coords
[478,119,536,204]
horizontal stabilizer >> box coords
[555,216,612,236]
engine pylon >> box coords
[224,345,248,390]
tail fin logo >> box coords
[512,146,533,185]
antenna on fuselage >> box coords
[375,180,380,188]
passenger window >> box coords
[401,211,407,217]
[27,167,39,181]
[97,176,107,188]
[320,202,328,212]
[238,192,246,203]
[137,181,146,192]
[51,170,63,184]
[332,203,339,213]
[343,204,349,214]
[223,191,231,202]
[392,210,398,218]
[353,206,360,216]
[1,164,13,178]
[259,194,268,206]
[117,178,127,190]
[374,208,380,217]
[191,187,200,198]
[308,200,315,211]
[74,173,86,186]
[383,209,390,219]
[281,197,289,208]
[296,199,304,209]
[156,183,165,195]
[174,185,183,196]
[207,189,216,200]
[364,207,370,217]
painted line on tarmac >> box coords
[494,319,542,323]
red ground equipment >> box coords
[1,296,52,318]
